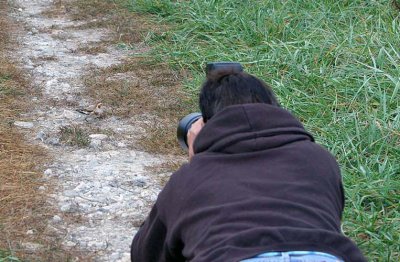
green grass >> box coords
[0,249,20,262]
[127,0,399,260]
[59,125,91,147]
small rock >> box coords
[87,240,107,250]
[78,203,90,212]
[133,179,146,188]
[64,240,77,247]
[18,8,23,12]
[60,203,72,212]
[52,215,62,223]
[97,207,108,213]
[89,139,102,149]
[64,190,79,197]
[14,121,34,129]
[44,169,53,176]
[26,229,34,235]
[117,253,131,262]
[31,27,39,35]
[102,186,111,193]
[21,242,43,252]
[38,186,46,191]
[110,252,121,261]
[60,83,71,92]
[46,137,60,146]
[35,131,46,142]
[117,142,126,148]
[89,134,108,140]
[62,109,78,119]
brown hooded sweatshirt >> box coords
[131,103,366,262]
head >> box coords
[199,67,280,123]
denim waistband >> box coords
[241,251,343,262]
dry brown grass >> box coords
[65,0,195,155]
[43,0,158,47]
[83,58,195,155]
[0,1,77,260]
[77,43,109,54]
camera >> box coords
[177,62,243,150]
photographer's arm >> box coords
[187,117,204,160]
[131,204,167,262]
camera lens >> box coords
[177,112,202,150]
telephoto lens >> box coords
[177,112,202,151]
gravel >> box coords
[9,0,180,260]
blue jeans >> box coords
[241,251,344,262]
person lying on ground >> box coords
[131,67,366,262]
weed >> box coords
[59,125,91,147]
[0,249,20,262]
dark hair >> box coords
[199,68,279,122]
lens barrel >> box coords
[177,112,202,151]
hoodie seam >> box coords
[241,105,258,152]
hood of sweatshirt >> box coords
[194,103,314,154]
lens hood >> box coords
[177,112,202,151]
[206,62,243,76]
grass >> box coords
[122,0,400,260]
[59,125,91,147]
[0,250,20,262]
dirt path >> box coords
[9,0,169,260]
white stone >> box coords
[43,169,53,176]
[64,240,76,247]
[64,190,79,197]
[35,131,46,141]
[62,109,78,119]
[60,203,72,212]
[21,242,43,252]
[117,142,126,148]
[117,253,131,262]
[78,203,90,211]
[47,137,60,146]
[90,139,102,149]
[89,134,108,140]
[14,121,34,129]
[52,215,62,223]
[87,240,107,250]
[26,229,34,235]
[110,252,121,261]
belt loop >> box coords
[282,252,290,262]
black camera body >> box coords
[177,62,243,151]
